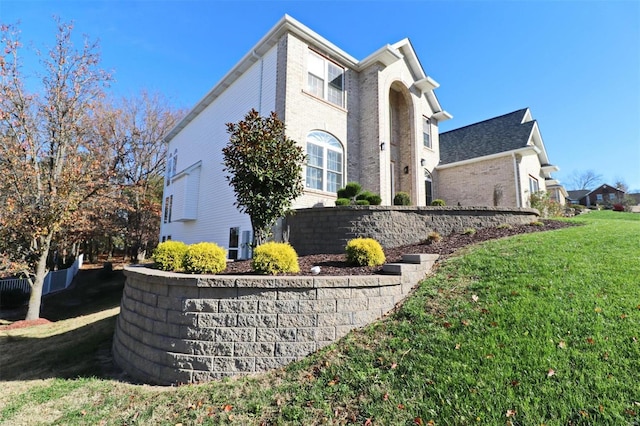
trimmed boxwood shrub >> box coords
[357,191,382,206]
[153,241,188,271]
[345,238,386,267]
[431,199,446,206]
[183,242,227,274]
[393,192,411,206]
[252,242,300,275]
[335,198,351,206]
[355,199,370,206]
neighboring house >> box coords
[566,189,590,206]
[159,15,451,257]
[567,184,626,207]
[435,108,564,208]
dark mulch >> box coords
[223,220,575,276]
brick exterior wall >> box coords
[436,155,519,207]
[112,254,438,385]
[285,206,539,255]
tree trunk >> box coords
[25,232,54,320]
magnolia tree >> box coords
[222,109,305,246]
[0,20,113,319]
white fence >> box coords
[0,254,84,296]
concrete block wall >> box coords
[285,205,539,255]
[112,254,438,385]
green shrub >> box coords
[462,227,476,235]
[335,198,351,206]
[356,191,382,206]
[393,192,411,206]
[337,182,362,200]
[497,223,513,230]
[152,240,188,271]
[183,242,227,274]
[252,242,300,274]
[0,288,30,308]
[355,199,370,206]
[425,231,442,244]
[345,238,386,267]
[530,191,563,218]
[431,199,446,206]
[365,193,382,205]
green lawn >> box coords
[1,211,638,425]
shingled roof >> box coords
[439,108,535,165]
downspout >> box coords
[512,153,521,208]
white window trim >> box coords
[307,50,345,108]
[305,131,344,194]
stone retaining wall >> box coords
[285,206,539,255]
[112,254,438,385]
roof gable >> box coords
[164,15,450,143]
[439,108,536,164]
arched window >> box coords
[425,169,433,205]
[306,131,343,193]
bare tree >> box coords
[94,91,185,261]
[0,20,113,319]
[568,169,603,190]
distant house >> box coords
[566,189,590,206]
[159,15,451,257]
[435,108,565,208]
[567,184,626,207]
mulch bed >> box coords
[223,220,575,276]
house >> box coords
[435,108,565,208]
[159,15,451,257]
[567,184,626,207]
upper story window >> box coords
[166,149,178,186]
[423,117,431,149]
[307,50,345,108]
[306,131,344,193]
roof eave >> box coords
[357,44,402,69]
[164,14,360,144]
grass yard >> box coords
[0,211,638,425]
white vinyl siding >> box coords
[159,45,277,249]
[171,162,201,222]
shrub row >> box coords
[153,241,227,274]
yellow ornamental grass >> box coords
[252,242,300,274]
[345,238,386,267]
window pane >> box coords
[327,150,342,173]
[308,51,325,77]
[306,166,323,190]
[307,143,323,167]
[423,117,431,148]
[308,74,324,98]
[327,63,344,106]
[327,171,342,193]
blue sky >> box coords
[2,0,639,191]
